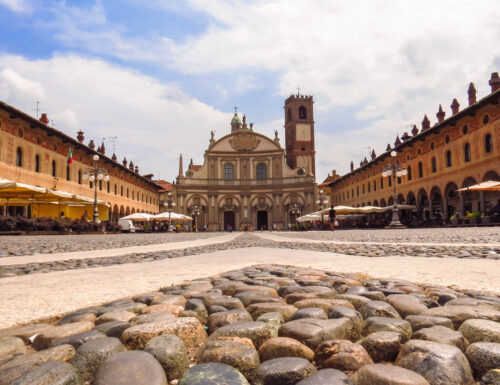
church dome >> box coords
[231,113,241,124]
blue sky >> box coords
[0,0,499,181]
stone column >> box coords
[428,199,433,220]
[459,192,465,219]
[443,197,448,221]
[480,191,485,213]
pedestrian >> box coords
[329,205,336,231]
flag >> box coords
[67,148,73,165]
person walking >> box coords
[329,205,336,231]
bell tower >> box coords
[284,93,315,176]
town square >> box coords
[1,1,500,384]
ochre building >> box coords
[0,101,161,221]
[327,73,500,221]
[175,95,317,231]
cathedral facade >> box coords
[175,95,317,231]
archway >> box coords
[429,186,443,221]
[444,182,459,219]
[482,171,500,212]
[483,170,500,182]
[462,176,478,213]
[417,188,429,220]
[125,207,130,216]
[223,211,235,231]
[373,200,379,207]
[380,198,386,207]
[112,205,119,222]
[257,211,268,230]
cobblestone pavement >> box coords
[1,233,499,278]
[0,232,222,256]
[273,227,500,244]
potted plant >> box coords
[449,214,462,226]
[468,211,482,225]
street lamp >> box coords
[163,191,176,231]
[191,205,201,232]
[82,154,110,223]
[290,203,300,226]
[381,150,408,228]
[316,189,329,210]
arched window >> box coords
[485,134,493,153]
[224,163,234,180]
[132,191,135,200]
[388,176,392,187]
[66,165,70,181]
[446,151,452,167]
[78,170,82,184]
[298,106,307,119]
[127,188,129,198]
[356,186,359,196]
[51,160,56,177]
[431,157,437,173]
[418,162,423,178]
[15,147,22,167]
[373,180,377,191]
[380,177,384,189]
[464,143,471,162]
[114,184,117,195]
[362,184,365,194]
[107,182,110,193]
[35,154,40,172]
[407,166,412,180]
[99,180,102,191]
[256,163,267,180]
[121,186,123,196]
[367,182,370,193]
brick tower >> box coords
[284,94,316,176]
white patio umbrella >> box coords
[153,212,193,222]
[120,212,154,222]
[458,181,500,192]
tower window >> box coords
[35,154,40,172]
[15,147,22,167]
[298,106,307,119]
[446,151,452,167]
[224,163,234,180]
[431,157,437,173]
[256,163,267,180]
[464,143,471,162]
[52,160,56,177]
[78,170,82,184]
[66,165,70,181]
[485,134,493,153]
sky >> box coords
[0,0,499,182]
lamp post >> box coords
[82,154,110,223]
[191,205,201,232]
[290,203,300,226]
[381,150,408,228]
[316,189,329,225]
[163,191,176,231]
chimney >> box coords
[468,82,477,105]
[411,124,419,136]
[77,130,85,143]
[135,165,139,173]
[129,161,134,171]
[386,143,391,151]
[436,104,445,123]
[489,72,500,93]
[350,161,354,172]
[179,154,183,177]
[371,149,376,160]
[122,157,127,167]
[401,132,410,141]
[451,98,460,115]
[39,113,49,125]
[88,140,95,150]
[99,141,105,155]
[112,153,117,162]
[421,114,430,131]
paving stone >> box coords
[295,368,354,385]
[422,305,500,329]
[33,321,95,350]
[396,339,474,385]
[314,339,373,372]
[413,325,468,351]
[247,303,298,322]
[254,357,316,385]
[290,308,328,321]
[351,363,430,385]
[0,336,26,356]
[480,369,500,385]
[466,342,500,378]
[459,319,500,343]
[93,321,131,338]
[145,335,189,380]
[71,337,126,384]
[52,329,106,349]
[294,299,354,313]
[95,310,136,325]
[121,317,207,350]
[256,312,284,338]
[209,321,271,349]
[58,312,97,325]
[179,362,250,385]
[207,310,253,333]
[358,331,403,362]
[386,295,428,318]
[11,361,79,385]
[94,351,168,385]
[404,315,454,332]
[362,317,412,342]
[258,337,314,362]
[0,324,54,343]
[360,301,401,319]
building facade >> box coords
[175,95,317,231]
[327,73,500,221]
[0,101,161,221]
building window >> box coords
[52,160,56,177]
[380,177,384,189]
[397,176,401,184]
[418,162,423,178]
[224,163,234,180]
[99,180,102,190]
[430,142,435,150]
[347,191,349,199]
[114,184,117,195]
[417,148,421,155]
[66,165,70,181]
[464,143,471,162]
[446,151,452,167]
[483,114,489,125]
[35,155,40,172]
[78,170,82,184]
[407,166,412,180]
[485,134,493,153]
[388,176,392,187]
[351,188,354,197]
[356,186,359,196]
[362,184,365,194]
[256,163,267,180]
[107,182,110,193]
[127,188,129,198]
[132,191,135,200]
[463,125,468,135]
[367,182,371,193]
[299,106,307,119]
[445,135,450,144]
[90,181,93,188]
[373,180,377,191]
[431,157,437,173]
[15,147,22,167]
[121,186,123,196]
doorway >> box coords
[257,210,268,230]
[223,211,235,231]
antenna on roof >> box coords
[104,136,118,154]
[35,101,43,119]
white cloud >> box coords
[0,54,231,180]
[0,0,30,12]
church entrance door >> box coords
[257,210,268,231]
[223,211,235,231]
